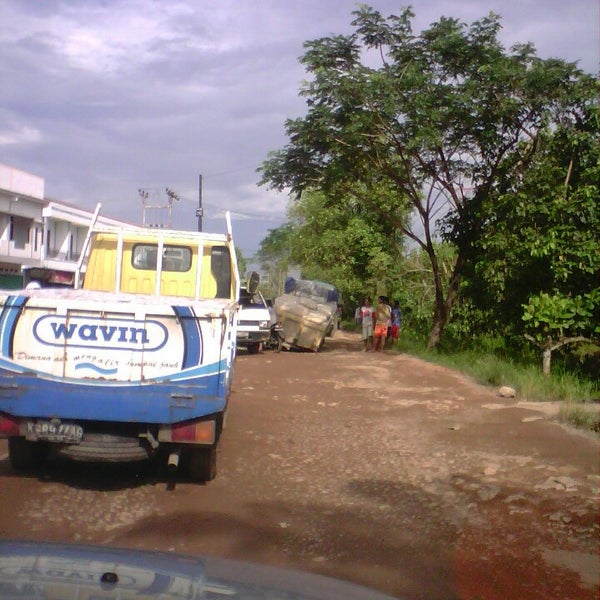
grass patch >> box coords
[389,331,599,432]
[560,402,600,432]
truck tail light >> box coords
[159,420,215,445]
[0,414,20,436]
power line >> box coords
[202,164,259,179]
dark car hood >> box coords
[0,540,399,599]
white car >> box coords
[236,287,272,354]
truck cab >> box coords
[83,228,235,299]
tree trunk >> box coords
[426,260,446,349]
[542,347,552,375]
[426,255,465,349]
[427,318,444,349]
[525,335,590,376]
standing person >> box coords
[373,295,391,352]
[360,297,374,351]
[384,296,392,339]
[387,300,402,347]
[354,302,362,326]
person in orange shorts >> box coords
[373,296,391,351]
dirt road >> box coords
[0,331,598,599]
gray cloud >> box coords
[0,0,596,256]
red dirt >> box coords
[0,330,598,599]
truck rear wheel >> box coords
[189,446,217,482]
[247,342,261,354]
[8,437,45,470]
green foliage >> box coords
[460,101,600,372]
[235,247,248,281]
[471,124,599,318]
[522,291,598,342]
[257,188,408,307]
[259,5,596,348]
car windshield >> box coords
[239,288,265,307]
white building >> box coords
[0,162,135,288]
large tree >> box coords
[259,6,596,347]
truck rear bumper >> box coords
[0,373,227,425]
[0,414,220,463]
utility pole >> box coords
[196,174,203,232]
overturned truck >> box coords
[274,278,339,352]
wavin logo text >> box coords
[33,315,168,352]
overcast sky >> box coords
[1,1,597,257]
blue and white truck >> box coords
[0,216,239,481]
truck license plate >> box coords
[25,420,83,444]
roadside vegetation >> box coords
[339,319,599,433]
[393,332,599,433]
[254,6,599,431]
